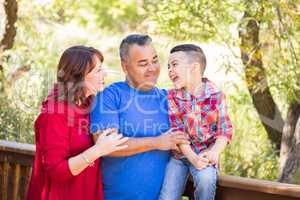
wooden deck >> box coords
[1,139,300,200]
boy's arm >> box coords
[210,137,228,153]
[203,92,233,164]
[179,144,210,170]
[202,137,228,165]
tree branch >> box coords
[0,0,18,51]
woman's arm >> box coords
[42,115,128,181]
[69,129,128,175]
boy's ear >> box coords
[192,62,202,73]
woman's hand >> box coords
[94,128,129,156]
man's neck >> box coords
[126,78,154,92]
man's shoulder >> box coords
[156,87,168,97]
[106,81,128,91]
[97,81,127,96]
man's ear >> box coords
[121,61,128,75]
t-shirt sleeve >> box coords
[90,85,120,134]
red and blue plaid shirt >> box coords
[168,78,233,158]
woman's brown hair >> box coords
[56,45,103,105]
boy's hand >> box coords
[191,155,210,170]
[201,137,228,165]
[201,150,220,165]
[156,130,190,151]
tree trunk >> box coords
[238,7,284,151]
[0,0,18,51]
[0,0,18,91]
[279,102,300,183]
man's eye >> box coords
[153,59,158,64]
[139,64,148,67]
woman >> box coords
[27,46,128,200]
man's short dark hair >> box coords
[170,44,206,74]
[119,34,152,62]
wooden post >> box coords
[12,163,20,200]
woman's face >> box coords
[84,56,106,96]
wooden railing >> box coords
[0,139,300,200]
[0,140,34,200]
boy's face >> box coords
[168,51,195,89]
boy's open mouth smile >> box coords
[170,74,179,82]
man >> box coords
[90,34,189,200]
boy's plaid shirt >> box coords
[168,78,233,158]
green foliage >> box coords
[77,0,145,32]
[145,0,242,42]
[220,89,279,180]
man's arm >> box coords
[92,130,189,157]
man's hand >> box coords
[155,130,190,151]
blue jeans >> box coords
[159,157,217,200]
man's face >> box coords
[122,44,160,91]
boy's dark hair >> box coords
[119,34,152,62]
[170,44,206,74]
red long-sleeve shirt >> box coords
[27,89,103,200]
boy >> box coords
[159,44,233,200]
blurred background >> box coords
[0,0,299,184]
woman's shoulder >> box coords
[35,111,67,129]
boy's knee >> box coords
[193,167,217,189]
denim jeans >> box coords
[159,157,217,200]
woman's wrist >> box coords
[81,145,102,164]
[92,144,105,157]
[81,153,94,166]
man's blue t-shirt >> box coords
[90,81,170,200]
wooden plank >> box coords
[0,151,34,166]
[0,140,35,156]
[218,175,300,198]
[1,161,9,200]
[183,175,300,199]
[216,186,300,200]
[19,165,31,200]
[12,164,20,200]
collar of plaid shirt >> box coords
[174,78,220,101]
